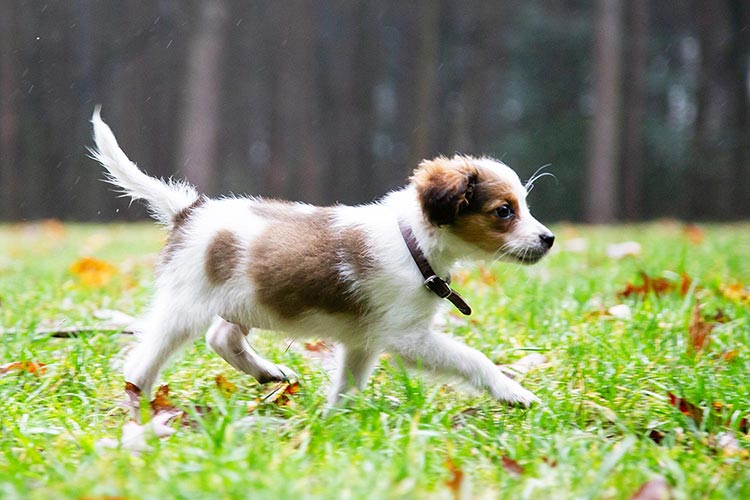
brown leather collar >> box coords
[398,219,472,316]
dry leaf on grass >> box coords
[720,284,750,303]
[0,361,47,375]
[500,456,524,477]
[668,392,749,434]
[215,374,237,395]
[618,272,691,298]
[247,381,301,412]
[70,256,117,287]
[445,457,466,500]
[688,302,714,353]
[683,224,705,244]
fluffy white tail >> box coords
[89,106,199,225]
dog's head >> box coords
[411,155,554,264]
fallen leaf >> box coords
[668,392,705,427]
[500,456,524,477]
[249,381,301,411]
[540,456,558,467]
[629,477,671,500]
[304,340,331,352]
[683,224,705,244]
[0,361,47,375]
[668,393,749,434]
[618,272,691,298]
[646,429,666,445]
[718,350,739,363]
[445,457,466,500]
[720,284,750,303]
[606,241,641,259]
[70,256,118,287]
[688,302,713,353]
[215,373,237,395]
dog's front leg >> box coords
[326,344,380,408]
[388,331,540,407]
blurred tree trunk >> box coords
[621,0,649,220]
[268,2,327,203]
[584,0,624,223]
[178,0,228,194]
[0,1,19,219]
[411,0,440,166]
[728,0,750,217]
[689,0,736,219]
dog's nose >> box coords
[540,233,555,249]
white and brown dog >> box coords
[90,108,554,409]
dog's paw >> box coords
[502,387,541,408]
[490,379,541,408]
[256,363,298,384]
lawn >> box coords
[1,221,749,499]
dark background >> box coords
[0,0,748,223]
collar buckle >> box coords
[424,275,452,298]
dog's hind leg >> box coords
[206,317,296,384]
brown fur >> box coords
[158,196,206,268]
[411,157,478,226]
[205,229,242,285]
[248,209,374,319]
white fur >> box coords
[90,110,552,409]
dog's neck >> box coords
[383,187,468,278]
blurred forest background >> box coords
[0,0,749,223]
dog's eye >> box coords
[495,204,514,219]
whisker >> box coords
[525,164,558,194]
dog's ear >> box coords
[411,158,478,226]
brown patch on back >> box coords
[248,208,374,319]
[158,196,206,269]
[173,196,206,229]
[205,229,241,285]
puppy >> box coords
[90,107,554,408]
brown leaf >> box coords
[500,456,524,478]
[618,272,684,298]
[668,392,704,427]
[540,456,558,467]
[250,381,301,410]
[646,429,666,445]
[0,361,47,375]
[304,340,331,352]
[683,224,705,245]
[150,384,188,423]
[445,457,465,500]
[629,477,671,500]
[719,349,739,363]
[215,374,237,395]
[688,302,713,353]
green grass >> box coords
[1,221,749,499]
